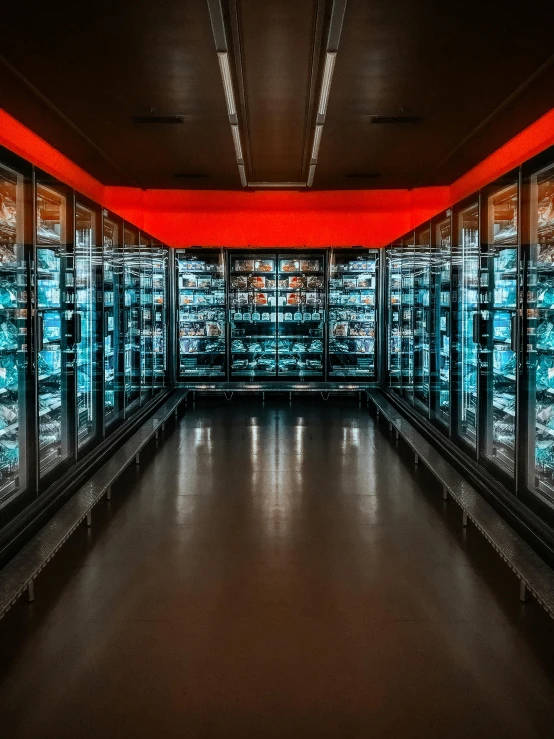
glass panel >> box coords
[529,164,554,506]
[401,241,415,403]
[178,251,226,378]
[386,247,402,392]
[123,228,140,415]
[485,185,518,475]
[430,217,451,428]
[0,163,27,507]
[75,205,100,448]
[37,184,70,477]
[414,230,431,413]
[276,254,324,378]
[328,250,377,379]
[140,239,153,403]
[229,254,277,378]
[103,218,123,427]
[152,244,168,391]
[454,203,479,449]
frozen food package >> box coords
[343,277,357,289]
[254,293,268,305]
[236,292,249,305]
[300,259,320,272]
[280,259,300,272]
[306,276,323,289]
[356,275,372,288]
[265,278,276,289]
[287,292,301,305]
[333,322,348,337]
[249,275,266,289]
[206,321,221,337]
[234,259,254,272]
[305,292,317,306]
[182,275,197,288]
[288,275,305,289]
[231,276,247,289]
[255,259,274,272]
[197,277,212,289]
[278,279,288,288]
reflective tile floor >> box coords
[1,397,554,738]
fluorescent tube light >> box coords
[218,52,237,120]
[231,125,243,163]
[307,164,316,187]
[318,52,336,119]
[311,125,324,163]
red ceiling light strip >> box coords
[1,106,554,247]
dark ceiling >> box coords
[2,0,554,190]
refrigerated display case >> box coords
[526,158,554,508]
[140,237,153,404]
[75,202,101,450]
[36,181,73,480]
[481,181,519,481]
[0,160,29,508]
[177,250,226,379]
[152,242,168,392]
[452,201,480,452]
[400,237,415,403]
[328,249,378,380]
[413,229,431,414]
[386,244,402,392]
[277,253,325,378]
[430,212,452,431]
[229,254,278,378]
[103,215,123,429]
[229,252,325,380]
[123,227,141,415]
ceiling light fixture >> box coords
[217,52,238,122]
[208,0,247,186]
[307,0,347,188]
[317,53,337,122]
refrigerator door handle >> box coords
[37,314,44,353]
[472,312,481,344]
[510,314,517,353]
[75,312,82,345]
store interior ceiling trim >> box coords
[3,105,554,247]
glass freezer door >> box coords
[430,216,451,430]
[36,184,71,478]
[75,204,101,449]
[123,229,141,416]
[103,217,123,428]
[453,203,479,451]
[401,242,415,403]
[413,231,431,414]
[152,244,168,392]
[527,163,554,507]
[0,163,28,508]
[276,254,324,379]
[328,250,377,380]
[140,240,153,404]
[229,254,278,379]
[482,185,518,478]
[386,248,402,393]
[178,250,226,379]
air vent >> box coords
[346,173,381,179]
[370,115,422,124]
[131,115,185,124]
[173,173,208,179]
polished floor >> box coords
[0,397,554,738]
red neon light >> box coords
[2,106,554,247]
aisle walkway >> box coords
[1,398,553,738]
